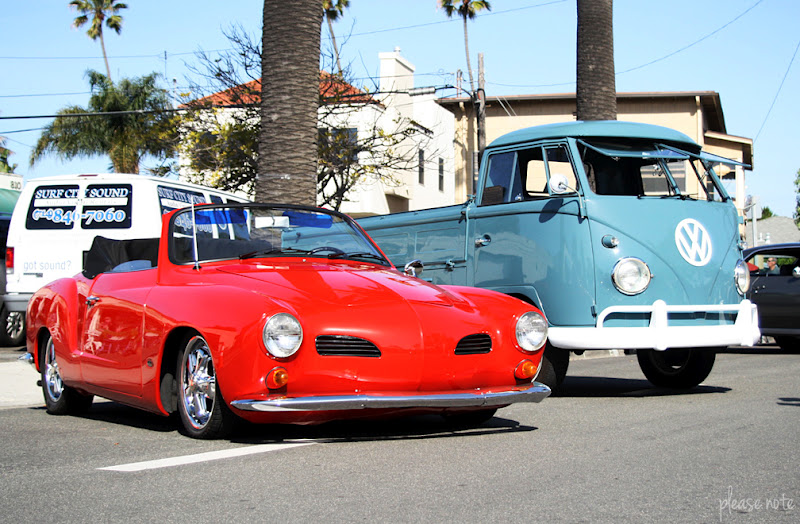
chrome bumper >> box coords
[230,382,551,412]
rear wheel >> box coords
[177,334,235,439]
[0,306,25,347]
[536,343,570,392]
[637,348,717,389]
[41,334,93,415]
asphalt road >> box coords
[0,347,797,523]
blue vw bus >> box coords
[359,121,760,390]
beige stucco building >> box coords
[437,91,753,218]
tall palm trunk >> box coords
[576,0,616,121]
[258,0,322,205]
[327,16,343,76]
[99,33,112,81]
[463,16,474,92]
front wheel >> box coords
[536,343,570,392]
[0,306,25,347]
[177,334,235,439]
[637,348,717,389]
[41,334,93,415]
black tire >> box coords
[0,305,25,347]
[536,343,570,392]
[442,408,498,427]
[41,333,93,415]
[637,348,717,389]
[176,334,236,439]
[774,336,800,353]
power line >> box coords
[754,37,800,142]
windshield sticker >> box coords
[675,218,712,266]
[81,184,132,229]
[26,184,80,230]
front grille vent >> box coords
[316,335,381,357]
[455,334,492,355]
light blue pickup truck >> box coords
[359,121,760,390]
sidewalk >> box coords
[0,360,43,409]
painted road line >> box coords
[98,441,315,472]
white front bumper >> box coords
[548,299,760,351]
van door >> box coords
[468,144,596,327]
[80,269,155,397]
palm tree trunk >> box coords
[258,0,322,205]
[576,0,616,121]
[327,16,343,76]
[99,34,112,82]
[463,16,475,93]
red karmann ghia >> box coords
[26,203,550,439]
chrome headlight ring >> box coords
[611,257,652,296]
[516,311,548,352]
[263,313,303,358]
[734,259,750,295]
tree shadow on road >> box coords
[554,375,731,398]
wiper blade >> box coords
[328,252,389,264]
[239,248,308,259]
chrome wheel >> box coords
[179,336,217,430]
[43,336,64,403]
[5,311,25,345]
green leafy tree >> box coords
[323,0,349,77]
[179,26,433,210]
[439,0,491,94]
[31,70,177,174]
[576,0,616,120]
[759,206,773,219]
[795,168,800,223]
[69,0,128,81]
[0,135,17,173]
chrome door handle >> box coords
[475,235,491,247]
[86,296,100,307]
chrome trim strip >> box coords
[230,382,551,412]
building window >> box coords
[438,158,444,192]
[418,149,425,185]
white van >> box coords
[3,173,249,315]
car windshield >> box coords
[169,204,390,266]
[578,139,730,202]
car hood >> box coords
[214,261,466,308]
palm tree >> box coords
[575,0,616,121]
[439,0,491,93]
[258,0,322,205]
[0,135,16,173]
[323,0,349,77]
[69,0,128,81]
[31,71,176,173]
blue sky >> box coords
[1,0,798,216]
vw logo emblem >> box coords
[675,218,712,266]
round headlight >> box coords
[612,257,651,296]
[263,313,303,358]
[734,259,750,295]
[516,311,548,352]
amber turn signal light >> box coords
[514,360,538,380]
[266,367,289,389]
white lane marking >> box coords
[98,441,314,472]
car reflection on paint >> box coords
[25,203,551,439]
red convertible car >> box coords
[26,203,550,439]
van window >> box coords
[26,184,80,230]
[482,145,578,205]
[81,183,132,229]
[157,185,207,215]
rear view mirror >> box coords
[549,174,572,195]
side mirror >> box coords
[549,174,572,195]
[404,259,424,277]
[793,266,800,279]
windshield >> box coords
[578,139,729,202]
[169,204,390,267]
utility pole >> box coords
[475,52,487,192]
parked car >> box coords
[744,243,800,352]
[0,212,25,346]
[25,203,551,439]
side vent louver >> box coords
[316,335,381,357]
[455,334,492,355]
